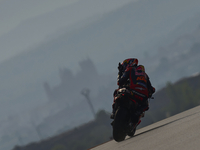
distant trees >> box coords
[51,144,66,150]
[13,110,112,150]
[140,75,200,128]
[148,77,200,122]
[165,81,200,116]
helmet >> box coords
[121,58,138,70]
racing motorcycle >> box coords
[111,87,147,142]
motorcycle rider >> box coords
[111,58,155,124]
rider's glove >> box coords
[118,63,123,72]
[148,87,155,98]
[118,63,123,78]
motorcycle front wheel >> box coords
[112,108,129,142]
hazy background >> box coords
[1,0,200,149]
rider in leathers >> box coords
[111,58,155,124]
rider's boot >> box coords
[110,103,116,119]
[110,109,116,119]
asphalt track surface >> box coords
[90,105,200,150]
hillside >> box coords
[144,73,200,125]
[12,110,112,150]
[12,73,200,150]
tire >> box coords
[112,108,129,142]
[127,127,136,137]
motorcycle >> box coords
[111,87,147,142]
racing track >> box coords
[90,105,200,150]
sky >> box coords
[0,0,134,64]
[0,0,80,63]
[0,0,79,35]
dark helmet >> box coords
[121,58,138,71]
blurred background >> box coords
[1,0,200,149]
